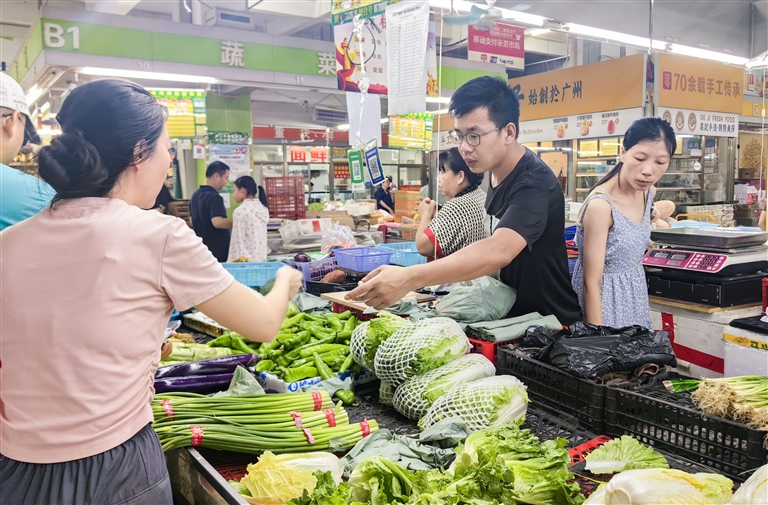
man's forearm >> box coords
[409,232,522,287]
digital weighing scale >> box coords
[643,228,768,307]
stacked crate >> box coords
[265,177,306,221]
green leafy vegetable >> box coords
[289,470,364,505]
[348,456,416,505]
[584,436,669,474]
[728,463,766,505]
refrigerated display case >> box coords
[573,137,620,202]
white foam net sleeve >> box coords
[392,354,496,421]
[374,317,470,389]
[349,321,372,371]
[418,375,529,432]
[379,381,396,406]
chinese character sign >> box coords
[221,41,245,68]
[658,107,738,137]
[656,53,743,114]
[317,52,336,76]
[468,22,525,70]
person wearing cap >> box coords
[0,73,55,230]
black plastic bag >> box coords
[520,326,560,349]
[540,325,676,379]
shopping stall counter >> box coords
[267,230,384,257]
[164,389,605,505]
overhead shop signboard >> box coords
[331,0,401,24]
[149,89,206,138]
[656,53,743,115]
[508,54,646,122]
[388,113,433,149]
[468,22,525,70]
[657,107,738,137]
[518,108,644,144]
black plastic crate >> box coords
[496,347,607,433]
[522,403,599,449]
[605,384,768,482]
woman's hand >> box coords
[161,341,173,361]
[275,266,304,300]
[418,198,437,221]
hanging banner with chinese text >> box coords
[657,107,738,137]
[468,22,524,70]
[386,0,430,115]
[149,89,207,138]
[508,54,646,122]
[656,53,743,114]
[517,108,644,143]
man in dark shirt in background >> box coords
[348,76,582,325]
[190,161,232,262]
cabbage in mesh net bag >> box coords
[374,317,470,388]
[392,354,496,421]
[350,313,410,372]
[379,382,396,406]
[418,375,529,432]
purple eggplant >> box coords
[154,373,234,394]
[155,354,257,380]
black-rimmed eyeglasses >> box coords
[448,126,503,147]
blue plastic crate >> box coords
[222,262,282,288]
[564,225,577,242]
[334,247,393,273]
[284,256,337,289]
[378,242,426,267]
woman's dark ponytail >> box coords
[258,186,269,208]
[37,79,168,204]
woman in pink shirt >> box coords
[0,79,303,505]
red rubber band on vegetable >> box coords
[190,425,204,447]
[361,419,371,437]
[290,411,303,429]
[303,428,316,444]
[323,409,337,427]
[161,400,175,420]
[312,391,323,410]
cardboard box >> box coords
[737,168,761,180]
[305,211,356,230]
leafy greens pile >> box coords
[288,424,584,505]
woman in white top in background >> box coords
[228,176,270,262]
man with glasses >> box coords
[349,76,581,325]
[0,73,55,230]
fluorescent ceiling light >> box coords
[337,124,351,131]
[435,108,449,115]
[426,96,450,104]
[381,118,389,123]
[78,67,217,84]
[565,23,651,49]
[25,85,42,106]
[428,0,546,26]
[667,44,748,66]
[529,28,550,37]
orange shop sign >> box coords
[508,54,646,122]
[656,53,743,114]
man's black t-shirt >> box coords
[190,185,230,262]
[375,187,394,212]
[486,148,582,325]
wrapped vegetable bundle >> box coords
[152,391,379,455]
[584,468,733,505]
[418,375,529,432]
[349,312,410,372]
[378,382,395,407]
[392,354,496,421]
[160,342,239,366]
[374,317,470,388]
